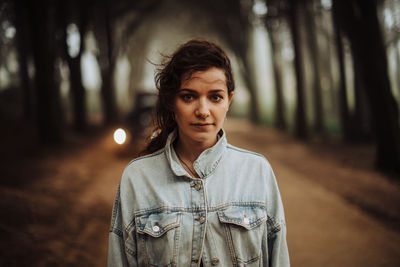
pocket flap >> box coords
[217,206,267,230]
[136,212,181,237]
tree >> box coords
[59,0,89,132]
[304,0,324,136]
[332,1,351,141]
[350,48,373,141]
[288,0,308,139]
[14,0,32,121]
[27,0,63,143]
[265,3,287,130]
[266,21,286,130]
[333,0,400,174]
[92,0,159,125]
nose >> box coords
[195,99,210,119]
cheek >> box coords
[215,105,229,119]
[174,102,192,120]
[221,101,230,112]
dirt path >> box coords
[1,119,400,266]
[0,128,128,266]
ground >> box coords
[0,118,399,266]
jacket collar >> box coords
[164,128,227,179]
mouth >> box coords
[190,123,215,127]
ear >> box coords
[228,91,234,107]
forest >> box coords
[1,0,400,266]
[1,0,399,175]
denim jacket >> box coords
[108,129,290,267]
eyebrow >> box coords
[179,88,226,93]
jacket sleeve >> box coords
[263,161,290,267]
[267,217,290,266]
[107,184,138,267]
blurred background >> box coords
[0,0,400,266]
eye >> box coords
[180,94,195,102]
[210,94,223,102]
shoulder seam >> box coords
[226,144,265,158]
[127,149,165,167]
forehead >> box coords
[180,67,227,88]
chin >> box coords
[188,130,218,143]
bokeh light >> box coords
[113,128,127,145]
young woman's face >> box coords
[174,67,233,147]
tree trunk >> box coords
[28,0,63,143]
[59,0,88,132]
[14,0,32,121]
[99,0,118,125]
[351,50,373,141]
[68,55,87,131]
[395,41,400,100]
[332,1,351,141]
[334,0,400,174]
[304,1,324,137]
[229,28,261,124]
[241,54,261,123]
[266,21,286,130]
[288,0,308,139]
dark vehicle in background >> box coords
[126,92,157,139]
[113,91,157,156]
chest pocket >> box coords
[217,206,267,266]
[136,212,181,267]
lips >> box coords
[190,123,215,131]
[191,123,214,126]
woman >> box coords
[108,39,290,267]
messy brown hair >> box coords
[141,39,235,155]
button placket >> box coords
[190,180,207,266]
[198,179,209,267]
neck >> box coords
[174,131,218,163]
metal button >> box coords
[198,216,205,224]
[152,225,160,232]
[194,182,202,191]
[211,258,220,265]
[243,216,249,225]
[194,215,206,224]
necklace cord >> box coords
[176,151,198,178]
